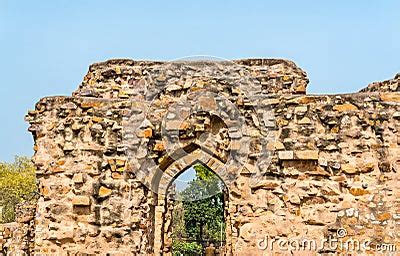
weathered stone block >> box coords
[98,186,112,198]
[198,96,217,111]
[153,141,166,151]
[250,180,281,190]
[380,93,400,102]
[294,150,319,160]
[298,116,311,124]
[301,206,337,225]
[72,173,84,184]
[165,120,183,130]
[278,151,294,160]
[349,187,370,196]
[72,196,90,206]
[294,106,308,114]
[333,103,358,112]
[341,163,358,174]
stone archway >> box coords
[151,145,234,255]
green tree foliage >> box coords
[0,156,37,223]
[172,200,187,239]
[172,240,202,256]
[171,164,226,255]
[179,163,225,242]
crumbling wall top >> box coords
[74,58,310,99]
[360,73,400,93]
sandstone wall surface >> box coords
[0,202,36,255]
[20,59,400,255]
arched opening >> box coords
[151,147,234,255]
[165,161,228,256]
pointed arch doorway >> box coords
[152,147,233,255]
[168,161,227,255]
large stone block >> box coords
[278,151,294,160]
[72,196,90,206]
[294,150,319,160]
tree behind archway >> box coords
[171,163,226,254]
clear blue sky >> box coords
[0,0,399,162]
[174,167,197,192]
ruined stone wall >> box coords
[26,96,156,255]
[0,202,36,255]
[23,59,399,255]
[360,73,400,92]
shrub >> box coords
[0,156,37,223]
[172,241,202,256]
